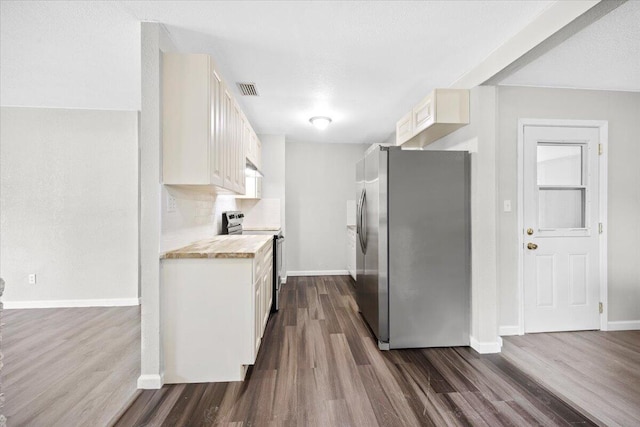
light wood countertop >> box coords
[161,235,272,259]
[243,226,281,231]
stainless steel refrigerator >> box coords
[355,145,470,349]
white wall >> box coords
[138,22,182,389]
[0,107,139,306]
[259,135,286,224]
[425,86,500,352]
[258,134,286,273]
[496,86,640,327]
[285,141,368,274]
[0,1,140,110]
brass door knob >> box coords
[526,228,534,235]
[527,243,538,250]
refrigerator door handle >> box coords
[356,188,364,252]
[360,190,368,253]
[356,190,362,237]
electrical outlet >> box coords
[503,200,512,212]
[167,194,177,213]
[28,273,37,284]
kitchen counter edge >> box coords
[160,235,272,260]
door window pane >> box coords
[539,189,585,229]
[537,145,583,186]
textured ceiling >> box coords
[2,1,559,143]
[500,1,640,92]
[120,1,555,144]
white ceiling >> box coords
[2,0,557,145]
[500,1,640,92]
[119,0,553,144]
[17,1,629,144]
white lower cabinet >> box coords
[347,227,356,280]
[161,244,273,383]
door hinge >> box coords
[599,223,603,234]
[599,302,603,314]
[598,144,603,155]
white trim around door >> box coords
[517,119,608,335]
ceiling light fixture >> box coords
[309,116,332,130]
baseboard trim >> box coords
[470,335,502,354]
[499,325,521,336]
[287,270,349,277]
[3,297,141,309]
[137,373,164,389]
[607,320,640,331]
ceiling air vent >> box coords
[237,82,259,96]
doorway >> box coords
[517,119,608,333]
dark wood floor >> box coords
[2,306,140,426]
[116,276,600,426]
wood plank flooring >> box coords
[503,330,640,427]
[2,306,141,427]
[116,276,600,426]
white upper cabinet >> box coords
[163,53,223,186]
[246,129,262,171]
[222,86,235,190]
[234,104,246,194]
[162,52,261,194]
[254,134,262,171]
[396,89,470,148]
[395,111,414,146]
[211,69,225,185]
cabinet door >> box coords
[254,279,262,354]
[162,53,210,185]
[223,89,235,189]
[235,105,246,194]
[254,135,262,170]
[347,229,357,279]
[248,131,256,165]
[243,121,251,163]
[262,263,272,331]
[412,92,435,134]
[346,230,352,273]
[210,67,224,186]
[395,111,413,146]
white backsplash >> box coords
[161,186,238,252]
[239,198,281,229]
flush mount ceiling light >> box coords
[309,116,332,130]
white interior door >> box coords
[523,125,600,333]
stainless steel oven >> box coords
[222,211,285,312]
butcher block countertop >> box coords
[243,226,281,231]
[161,235,272,259]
